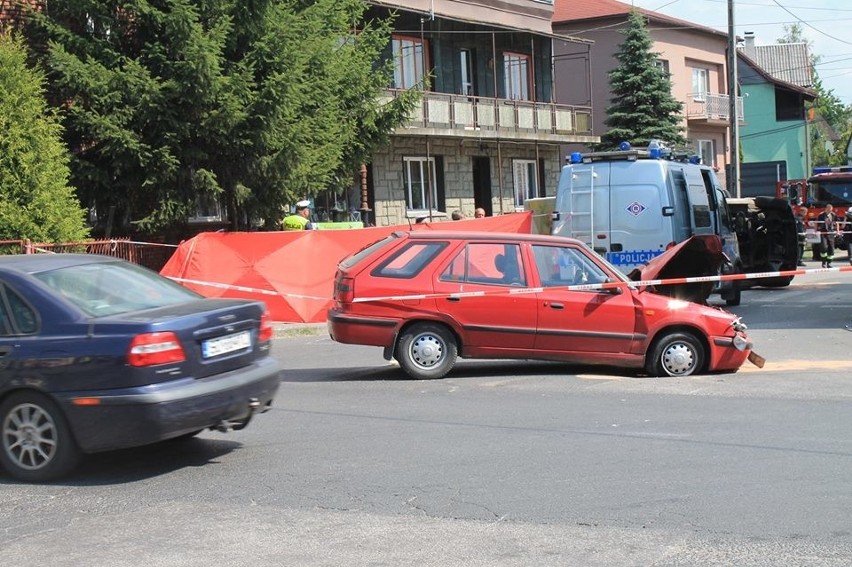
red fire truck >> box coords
[776,166,852,257]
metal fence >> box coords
[0,238,177,272]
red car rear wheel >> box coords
[395,323,458,380]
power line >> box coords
[770,0,852,47]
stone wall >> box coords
[371,136,563,226]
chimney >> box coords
[744,31,755,56]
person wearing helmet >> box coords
[282,200,315,231]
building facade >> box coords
[551,0,742,191]
[357,0,598,226]
[737,33,815,195]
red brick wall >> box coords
[0,0,44,30]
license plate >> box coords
[202,331,251,359]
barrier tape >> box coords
[167,264,852,305]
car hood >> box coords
[626,235,725,304]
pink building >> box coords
[552,0,741,188]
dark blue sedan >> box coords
[0,254,281,482]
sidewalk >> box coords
[272,321,327,338]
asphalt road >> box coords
[2,262,852,566]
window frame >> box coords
[503,52,531,101]
[392,34,429,90]
[459,48,475,96]
[696,139,715,167]
[512,159,539,208]
[403,156,439,211]
[691,67,709,101]
[188,192,225,224]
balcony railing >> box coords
[381,90,594,142]
[686,92,745,123]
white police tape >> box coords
[166,264,852,305]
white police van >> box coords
[551,142,742,305]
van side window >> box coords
[371,242,447,279]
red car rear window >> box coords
[370,241,448,279]
[340,235,400,269]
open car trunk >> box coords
[627,235,725,304]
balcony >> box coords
[381,90,596,144]
[687,92,745,125]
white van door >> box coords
[553,163,611,257]
[604,162,668,271]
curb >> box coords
[272,322,326,338]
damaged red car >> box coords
[327,231,760,380]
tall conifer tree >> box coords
[0,33,89,243]
[599,10,686,150]
[24,0,415,234]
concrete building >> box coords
[355,0,598,226]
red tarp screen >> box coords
[160,212,533,322]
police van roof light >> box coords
[568,152,583,164]
[618,141,631,151]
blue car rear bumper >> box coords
[54,357,281,453]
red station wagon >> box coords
[327,231,757,380]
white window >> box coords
[392,35,427,90]
[404,157,438,210]
[692,67,709,101]
[189,193,224,223]
[654,59,670,76]
[503,52,531,101]
[512,159,539,208]
[460,48,474,96]
[696,139,715,167]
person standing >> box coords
[282,200,315,231]
[474,208,486,219]
[451,209,465,220]
[817,203,838,267]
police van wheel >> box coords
[724,283,741,306]
[646,332,705,377]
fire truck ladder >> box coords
[567,166,596,248]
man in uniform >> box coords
[818,203,838,268]
[282,200,315,231]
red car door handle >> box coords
[446,297,460,302]
[549,302,564,309]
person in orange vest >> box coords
[282,200,315,231]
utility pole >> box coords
[727,0,741,197]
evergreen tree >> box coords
[23,0,416,235]
[599,10,686,151]
[0,33,89,243]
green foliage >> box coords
[0,33,89,243]
[599,10,686,151]
[23,0,416,234]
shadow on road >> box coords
[280,359,647,383]
[0,438,242,487]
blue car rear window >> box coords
[35,261,202,317]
